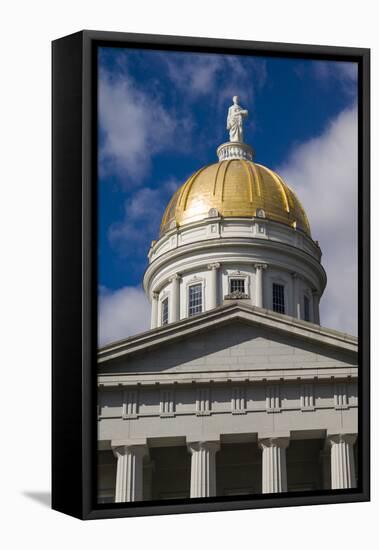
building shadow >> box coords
[22,491,51,508]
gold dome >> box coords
[160,159,311,237]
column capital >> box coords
[188,439,220,498]
[168,273,181,282]
[187,440,220,454]
[260,435,289,493]
[112,442,148,502]
[152,291,159,301]
[258,436,290,450]
[207,262,221,270]
[327,433,357,447]
[111,440,149,458]
[254,263,268,270]
[327,433,357,489]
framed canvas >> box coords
[52,30,370,520]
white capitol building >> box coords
[97,98,358,503]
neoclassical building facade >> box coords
[97,103,358,503]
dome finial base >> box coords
[217,141,255,162]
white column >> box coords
[188,441,220,498]
[312,291,320,324]
[150,292,159,329]
[259,437,289,493]
[112,444,148,502]
[207,263,220,310]
[169,274,181,323]
[254,263,267,308]
[328,434,357,489]
[292,273,301,319]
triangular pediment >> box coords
[98,304,357,383]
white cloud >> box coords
[217,56,267,109]
[164,53,267,107]
[98,286,150,347]
[166,54,222,97]
[99,71,176,182]
[312,61,358,97]
[108,178,181,253]
[98,53,267,186]
[278,106,358,335]
[313,61,358,82]
[99,178,181,347]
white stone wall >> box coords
[98,437,341,501]
[148,217,321,265]
[98,321,358,446]
[154,264,318,327]
[98,380,358,443]
[98,381,358,420]
[98,315,358,501]
[145,217,326,328]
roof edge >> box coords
[98,301,357,364]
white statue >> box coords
[227,96,248,143]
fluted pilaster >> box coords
[254,263,267,308]
[292,273,301,319]
[169,274,181,323]
[112,444,148,502]
[207,263,220,310]
[328,434,357,489]
[150,292,159,329]
[312,291,320,324]
[259,437,289,493]
[188,441,220,498]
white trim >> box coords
[227,271,250,297]
[158,290,170,327]
[266,384,282,413]
[159,388,176,417]
[145,239,325,301]
[186,276,206,317]
[270,277,289,315]
[303,293,311,322]
[160,296,169,326]
[99,303,357,362]
[144,216,325,293]
[122,389,139,419]
[300,383,315,411]
[270,277,288,315]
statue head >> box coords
[232,95,239,105]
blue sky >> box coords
[98,46,358,345]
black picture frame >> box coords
[52,30,370,520]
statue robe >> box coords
[227,105,248,143]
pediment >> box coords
[98,308,357,383]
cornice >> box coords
[143,237,327,294]
[98,302,357,365]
